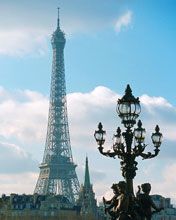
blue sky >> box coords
[0,0,176,204]
[1,0,176,102]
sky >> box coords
[0,0,176,205]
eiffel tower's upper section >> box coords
[51,8,66,49]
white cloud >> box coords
[67,86,176,151]
[115,10,132,33]
[0,172,37,195]
[0,29,49,56]
[0,142,37,173]
[0,85,175,154]
[0,87,48,145]
[149,163,176,204]
[141,94,172,108]
[67,86,120,150]
[0,86,176,202]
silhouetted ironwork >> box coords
[94,84,163,218]
[34,9,80,204]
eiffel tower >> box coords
[34,9,80,204]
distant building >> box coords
[152,194,176,220]
[0,193,81,219]
[77,157,98,218]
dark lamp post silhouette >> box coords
[94,84,163,195]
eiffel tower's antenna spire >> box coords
[57,7,60,29]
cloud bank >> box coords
[0,86,176,203]
[0,87,48,144]
[0,142,37,173]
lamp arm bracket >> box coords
[140,148,160,160]
[98,146,116,158]
[113,147,125,157]
[133,144,147,156]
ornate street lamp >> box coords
[94,84,162,196]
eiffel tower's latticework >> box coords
[34,9,80,204]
